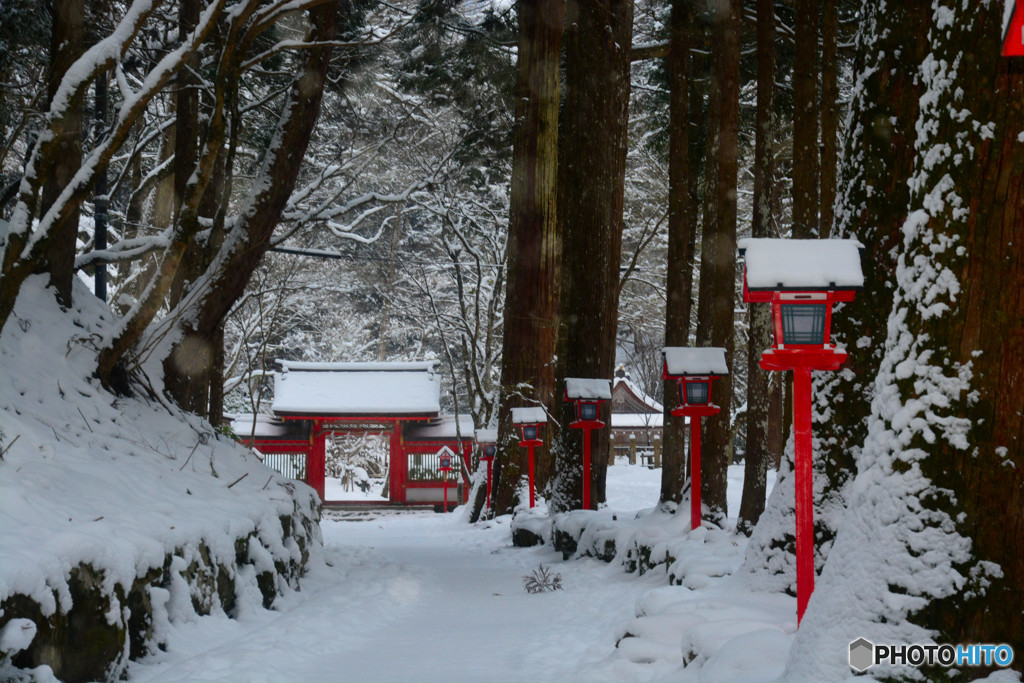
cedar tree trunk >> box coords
[550,0,633,512]
[485,0,564,515]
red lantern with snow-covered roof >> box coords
[512,407,546,447]
[564,378,611,510]
[739,238,864,626]
[661,347,728,531]
[740,238,862,372]
[512,407,547,508]
[476,428,498,512]
[1003,2,1024,57]
[438,451,453,472]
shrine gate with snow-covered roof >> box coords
[234,361,473,508]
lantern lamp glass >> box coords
[484,445,496,458]
[522,425,538,441]
[685,381,709,405]
[781,304,826,345]
[580,402,599,421]
[440,456,451,468]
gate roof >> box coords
[272,360,441,418]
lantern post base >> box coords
[668,405,721,531]
[690,419,702,530]
[793,365,814,624]
[570,420,604,511]
[758,349,842,626]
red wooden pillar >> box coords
[310,423,326,501]
[690,416,702,529]
[793,366,815,623]
[389,425,404,504]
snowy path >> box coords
[128,469,669,683]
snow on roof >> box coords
[738,238,864,290]
[277,360,438,372]
[662,347,729,376]
[404,414,475,441]
[272,360,440,416]
[611,413,665,429]
[476,428,499,443]
[565,377,612,400]
[229,413,308,440]
[612,376,663,413]
[511,406,547,425]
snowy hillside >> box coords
[0,277,322,681]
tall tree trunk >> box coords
[692,0,739,525]
[787,5,1024,678]
[93,71,109,303]
[737,0,775,536]
[96,2,254,391]
[791,0,818,237]
[550,0,633,512]
[490,0,564,516]
[40,0,84,307]
[163,150,227,416]
[818,0,838,237]
[660,0,696,507]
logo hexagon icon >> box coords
[849,638,874,672]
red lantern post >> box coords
[438,447,455,512]
[511,407,546,508]
[661,347,728,530]
[475,429,498,511]
[564,378,612,510]
[739,237,864,624]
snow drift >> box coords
[0,276,322,682]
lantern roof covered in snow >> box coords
[475,428,498,444]
[738,238,864,292]
[272,360,441,417]
[662,347,729,377]
[564,377,612,401]
[511,406,547,425]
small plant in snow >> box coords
[522,564,563,594]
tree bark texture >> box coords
[791,0,818,238]
[737,0,775,536]
[818,0,838,237]
[815,0,934,542]
[490,0,564,515]
[692,0,739,525]
[40,0,84,307]
[660,0,696,506]
[550,0,633,512]
[787,6,1024,677]
[893,7,1024,662]
[742,0,934,590]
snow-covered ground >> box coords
[127,464,788,683]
